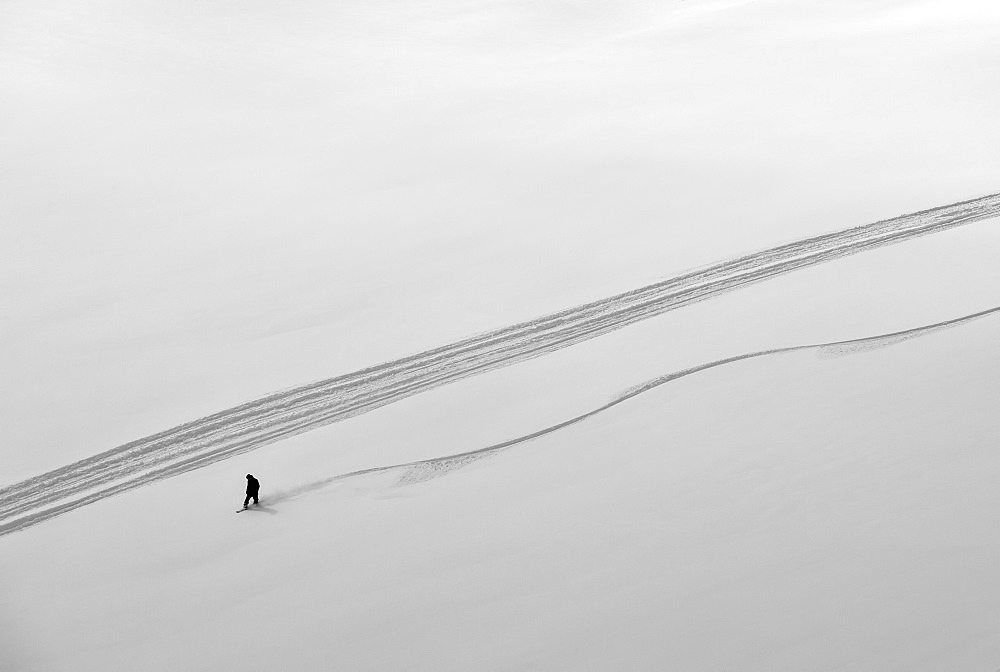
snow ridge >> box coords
[1,193,998,537]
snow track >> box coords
[272,304,998,498]
[1,194,998,537]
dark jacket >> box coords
[246,476,260,495]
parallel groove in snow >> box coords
[1,193,998,536]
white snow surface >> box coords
[3,298,1000,671]
[2,0,1000,669]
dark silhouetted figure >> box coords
[244,474,260,509]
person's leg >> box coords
[244,494,251,508]
[253,494,259,505]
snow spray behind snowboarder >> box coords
[244,474,260,509]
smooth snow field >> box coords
[2,0,1000,670]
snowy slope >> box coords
[3,195,997,538]
[3,0,1000,481]
[3,0,1000,669]
[3,306,999,671]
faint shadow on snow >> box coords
[816,320,963,358]
[277,304,1000,499]
[238,504,278,515]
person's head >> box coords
[246,474,253,479]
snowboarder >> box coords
[244,474,260,509]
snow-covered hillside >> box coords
[4,299,999,671]
[2,0,999,669]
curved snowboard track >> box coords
[289,304,1000,497]
[1,194,998,537]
